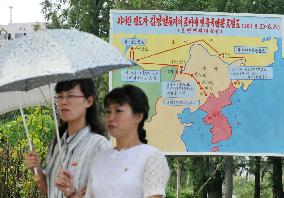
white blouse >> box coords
[85,144,170,198]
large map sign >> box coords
[110,10,284,156]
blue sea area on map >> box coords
[178,108,212,151]
[179,38,284,154]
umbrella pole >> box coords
[48,84,64,167]
[15,92,38,175]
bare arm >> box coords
[25,151,47,195]
[33,169,47,194]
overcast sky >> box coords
[0,0,46,24]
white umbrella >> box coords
[0,29,133,91]
[0,29,135,171]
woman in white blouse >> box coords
[56,84,170,198]
[84,84,170,198]
[25,79,111,197]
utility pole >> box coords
[176,157,180,198]
[9,6,13,24]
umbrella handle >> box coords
[15,92,38,175]
[49,84,64,167]
[33,167,38,175]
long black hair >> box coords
[104,84,149,144]
[52,79,106,153]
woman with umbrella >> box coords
[57,84,170,198]
[25,78,111,197]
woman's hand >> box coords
[55,169,77,197]
[25,151,41,173]
[25,151,47,194]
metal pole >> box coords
[15,92,38,175]
[49,83,64,167]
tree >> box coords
[206,157,224,198]
[0,106,53,197]
[41,0,114,38]
[270,157,283,198]
[254,157,261,198]
[190,157,208,197]
[224,156,233,198]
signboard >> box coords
[110,10,284,156]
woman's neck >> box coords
[115,135,141,150]
[67,120,87,136]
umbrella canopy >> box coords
[0,29,135,114]
[0,84,54,114]
[0,29,134,92]
[0,29,135,169]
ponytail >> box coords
[138,122,148,144]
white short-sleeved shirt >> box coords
[85,144,170,198]
[44,126,111,198]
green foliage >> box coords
[166,187,194,198]
[41,0,114,38]
[0,106,53,197]
[0,110,20,124]
[166,156,195,197]
[94,74,109,118]
[234,175,272,198]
